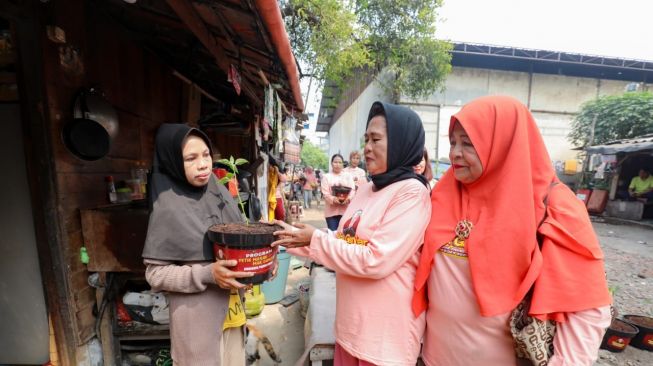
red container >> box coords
[209,223,280,284]
[331,185,352,203]
[624,315,653,351]
[213,168,239,197]
[600,318,639,352]
[587,189,609,214]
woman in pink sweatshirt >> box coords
[273,102,431,366]
[321,153,356,230]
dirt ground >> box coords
[593,220,653,366]
[247,205,324,366]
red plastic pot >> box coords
[600,318,639,353]
[209,223,280,284]
[331,185,352,203]
[623,315,653,351]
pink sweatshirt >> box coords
[320,171,356,218]
[343,166,367,189]
[293,179,431,365]
[423,247,611,366]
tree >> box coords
[569,92,653,148]
[300,140,329,170]
[282,0,452,100]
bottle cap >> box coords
[105,176,114,182]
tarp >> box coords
[585,135,653,154]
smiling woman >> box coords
[413,96,612,366]
[448,122,483,184]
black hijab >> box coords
[142,124,243,262]
[366,101,429,190]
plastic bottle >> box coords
[131,161,148,197]
[105,176,117,203]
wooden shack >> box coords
[0,0,303,364]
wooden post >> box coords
[182,83,202,127]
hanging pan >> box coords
[62,88,119,161]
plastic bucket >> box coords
[623,315,653,351]
[600,318,639,352]
[261,248,291,304]
[209,223,280,284]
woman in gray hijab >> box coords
[143,123,252,365]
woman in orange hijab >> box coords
[412,96,612,366]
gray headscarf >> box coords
[142,124,243,261]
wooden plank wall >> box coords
[40,0,183,344]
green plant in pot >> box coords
[208,156,281,285]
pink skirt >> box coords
[334,343,377,366]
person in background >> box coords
[272,101,431,365]
[344,150,368,190]
[627,168,653,202]
[413,96,612,366]
[303,166,318,209]
[320,154,355,230]
[282,166,292,200]
[413,148,437,189]
[292,176,304,202]
[314,169,323,202]
[268,163,286,221]
[142,124,253,365]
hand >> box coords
[211,260,254,290]
[271,220,316,248]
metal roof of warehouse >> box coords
[317,42,653,133]
[451,42,653,82]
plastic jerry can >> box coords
[564,160,578,175]
[244,285,265,318]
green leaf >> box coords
[217,158,231,166]
[283,0,451,99]
[235,158,249,166]
[300,140,329,170]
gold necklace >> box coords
[453,219,473,247]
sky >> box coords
[301,0,653,142]
[434,0,653,61]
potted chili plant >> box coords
[208,156,281,284]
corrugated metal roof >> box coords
[585,134,653,154]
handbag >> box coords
[509,183,558,366]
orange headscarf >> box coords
[412,96,611,322]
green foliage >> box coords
[300,140,328,170]
[217,156,249,223]
[282,0,452,100]
[569,92,653,148]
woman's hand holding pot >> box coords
[211,260,254,289]
[271,220,315,248]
